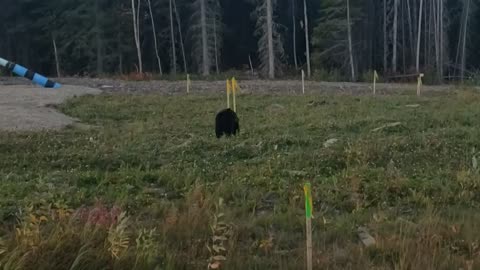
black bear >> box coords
[215,108,240,138]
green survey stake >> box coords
[304,183,313,218]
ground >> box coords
[0,77,479,269]
[0,84,100,131]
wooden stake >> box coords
[373,70,379,95]
[304,183,313,270]
[302,70,305,95]
[232,77,237,112]
[187,74,191,94]
[248,55,254,77]
[417,73,424,96]
[226,79,231,109]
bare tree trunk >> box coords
[200,0,209,76]
[303,0,311,77]
[460,0,471,82]
[347,0,355,81]
[455,1,465,71]
[416,0,423,73]
[249,54,254,76]
[423,0,427,67]
[401,0,406,73]
[412,0,419,65]
[291,0,298,69]
[52,37,61,77]
[169,0,177,75]
[406,0,414,64]
[267,0,275,79]
[213,17,219,75]
[131,0,143,74]
[172,0,187,73]
[95,0,104,75]
[119,53,123,74]
[433,0,440,80]
[383,0,388,72]
[147,0,163,75]
[439,0,444,80]
[117,34,123,74]
[429,0,434,68]
[392,0,398,73]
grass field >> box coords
[1,88,480,269]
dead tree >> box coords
[415,0,423,73]
[303,0,311,77]
[131,0,143,74]
[147,0,163,75]
[347,0,355,81]
[169,0,177,75]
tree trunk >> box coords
[172,0,188,73]
[267,0,275,79]
[460,0,471,82]
[117,33,123,74]
[439,0,444,80]
[131,0,143,74]
[423,0,427,67]
[200,0,209,76]
[416,0,423,73]
[428,0,434,68]
[433,0,440,80]
[213,17,219,75]
[147,0,163,75]
[249,54,254,76]
[95,0,104,75]
[383,0,388,72]
[169,0,177,75]
[291,0,298,70]
[303,0,311,78]
[392,0,398,73]
[347,0,355,81]
[406,0,414,65]
[52,36,61,77]
[401,0,406,73]
[119,53,123,75]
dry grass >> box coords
[1,89,480,268]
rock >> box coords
[371,122,402,132]
[285,170,308,177]
[357,227,376,247]
[267,104,286,111]
[307,100,328,107]
[323,138,339,148]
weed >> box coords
[106,212,129,259]
[207,198,234,269]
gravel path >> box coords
[0,84,100,131]
[1,76,456,95]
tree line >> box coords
[0,0,478,82]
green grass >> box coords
[1,89,480,269]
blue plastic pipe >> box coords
[0,57,61,88]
